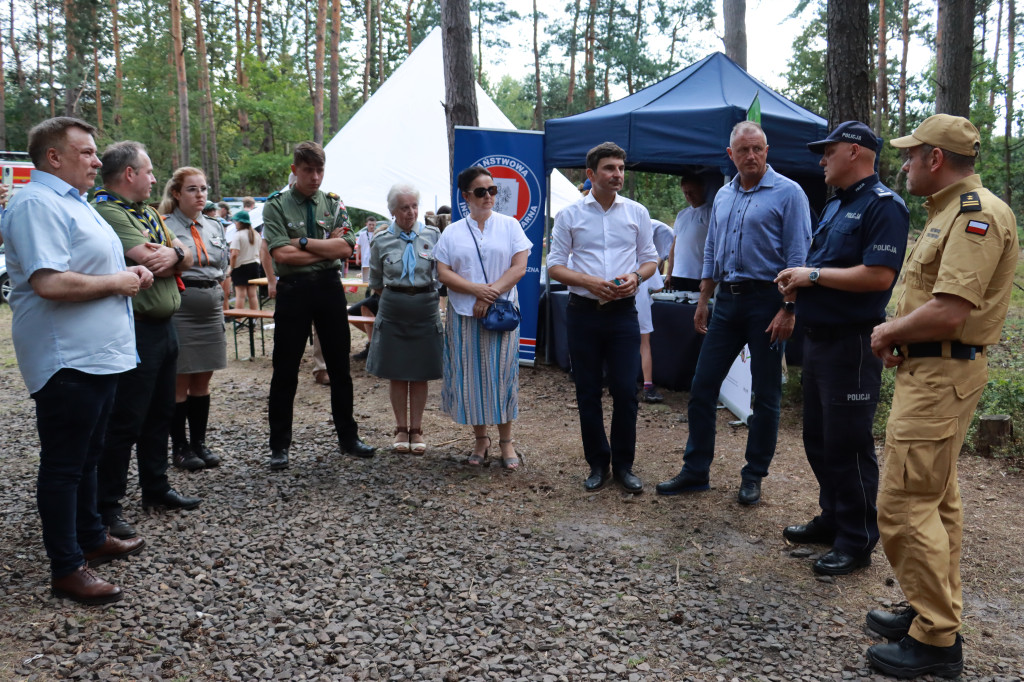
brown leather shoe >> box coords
[313,370,330,385]
[83,533,146,568]
[51,565,123,605]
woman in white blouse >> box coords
[435,167,532,470]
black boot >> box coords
[187,395,220,467]
[172,441,205,471]
[170,400,188,459]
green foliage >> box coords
[965,372,1024,458]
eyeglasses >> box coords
[183,185,209,194]
[471,186,498,198]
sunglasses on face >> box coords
[470,186,498,198]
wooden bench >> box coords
[224,308,274,360]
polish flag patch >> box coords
[965,220,989,236]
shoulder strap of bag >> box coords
[466,219,512,303]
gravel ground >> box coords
[1,309,1022,681]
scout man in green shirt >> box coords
[263,141,375,471]
[93,141,202,542]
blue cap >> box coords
[807,121,880,153]
[582,178,592,190]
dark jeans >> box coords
[34,369,119,578]
[269,273,358,450]
[802,332,881,556]
[566,296,641,472]
[97,318,179,517]
[682,286,784,481]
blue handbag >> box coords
[468,222,521,332]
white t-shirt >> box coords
[230,228,262,266]
[434,212,533,317]
[671,203,712,280]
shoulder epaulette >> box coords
[873,186,894,198]
[266,190,282,202]
[959,192,982,212]
[327,192,340,200]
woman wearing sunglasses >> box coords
[434,166,532,470]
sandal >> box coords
[409,427,426,455]
[392,426,410,453]
[499,439,522,471]
[467,436,491,466]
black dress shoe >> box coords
[340,436,376,458]
[142,488,201,511]
[783,517,836,545]
[655,470,710,495]
[269,448,289,471]
[866,634,963,679]
[584,468,610,492]
[737,479,761,505]
[813,548,871,575]
[172,442,205,471]
[104,513,137,539]
[193,443,221,468]
[866,605,918,640]
[613,469,644,493]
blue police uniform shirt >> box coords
[798,173,909,327]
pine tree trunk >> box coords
[234,0,250,148]
[330,0,341,134]
[935,0,975,116]
[826,0,871,126]
[0,14,6,150]
[603,0,614,103]
[585,0,597,110]
[627,0,643,94]
[93,46,103,132]
[111,0,123,128]
[170,0,190,165]
[567,0,581,105]
[9,0,24,88]
[874,1,887,134]
[405,0,413,52]
[899,0,909,135]
[47,1,55,116]
[440,0,478,174]
[254,0,263,59]
[1005,0,1015,202]
[990,0,1004,112]
[723,0,746,70]
[476,0,483,83]
[375,0,383,86]
[313,0,327,144]
[193,0,220,196]
[363,0,371,102]
[532,0,543,129]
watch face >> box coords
[809,270,819,282]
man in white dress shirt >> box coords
[548,142,659,493]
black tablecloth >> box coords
[650,300,704,391]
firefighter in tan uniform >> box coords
[865,114,1019,678]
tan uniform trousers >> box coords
[878,353,989,647]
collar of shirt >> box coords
[729,164,778,193]
[288,188,316,205]
[30,169,87,201]
[835,173,880,204]
[583,191,626,212]
[923,174,982,219]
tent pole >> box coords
[542,171,553,366]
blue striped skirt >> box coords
[440,303,519,426]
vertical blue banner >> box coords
[452,127,546,365]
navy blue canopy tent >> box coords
[544,52,829,181]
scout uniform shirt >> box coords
[262,188,355,279]
[897,174,1019,346]
[93,189,182,319]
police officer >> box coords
[865,115,1018,678]
[263,141,375,471]
[775,121,909,576]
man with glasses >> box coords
[656,121,812,505]
[94,141,201,541]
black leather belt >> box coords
[804,320,882,341]
[385,285,433,295]
[277,268,341,285]
[568,293,635,311]
[904,341,985,360]
[181,278,218,289]
[722,280,775,295]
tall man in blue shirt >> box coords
[657,121,812,505]
[0,117,148,604]
[776,121,909,576]
[548,142,659,493]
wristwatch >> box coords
[298,237,308,251]
[781,300,796,313]
[173,246,185,264]
[809,268,821,285]
[633,270,644,285]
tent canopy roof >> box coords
[544,52,828,177]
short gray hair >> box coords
[729,121,767,148]
[386,183,420,214]
[99,141,147,184]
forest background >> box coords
[1,0,1023,231]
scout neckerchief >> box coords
[388,220,422,283]
[95,189,174,246]
[188,218,211,265]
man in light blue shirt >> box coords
[1,117,150,605]
[657,121,812,505]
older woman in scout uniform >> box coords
[366,184,442,454]
[866,115,1019,679]
[160,167,230,471]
